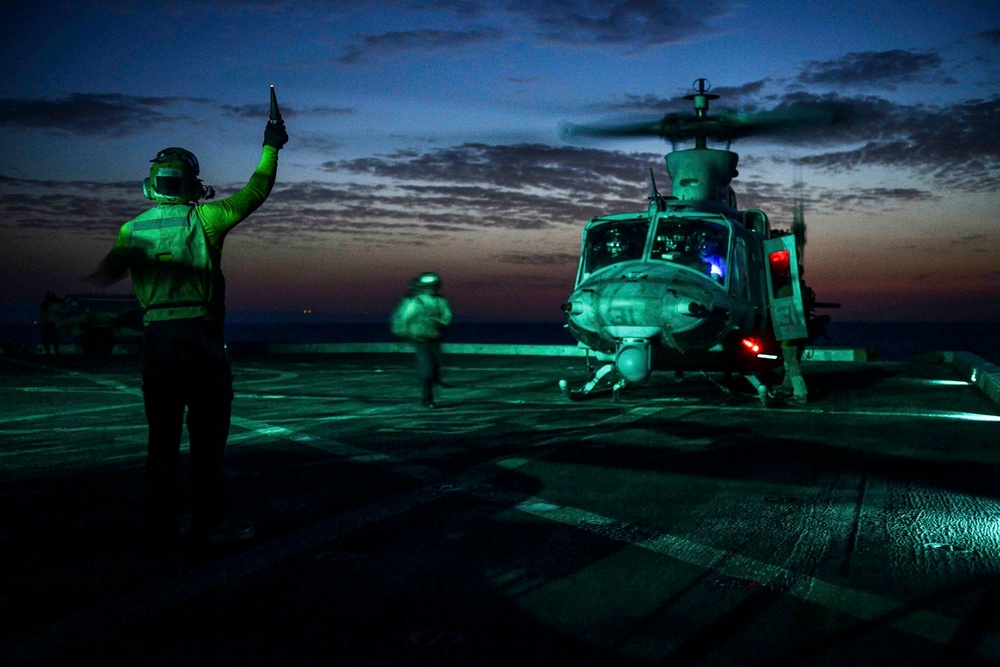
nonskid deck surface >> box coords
[2,353,1000,666]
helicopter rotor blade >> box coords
[562,104,842,143]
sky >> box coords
[1,0,998,324]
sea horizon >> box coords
[2,319,997,364]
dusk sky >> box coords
[1,0,998,323]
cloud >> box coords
[734,179,939,218]
[498,251,578,266]
[502,0,730,47]
[0,93,186,137]
[325,142,659,195]
[337,27,503,65]
[0,143,660,244]
[285,134,346,153]
[797,49,955,88]
[826,186,939,212]
[4,96,990,251]
[0,92,356,140]
[978,28,1000,44]
[789,93,1000,192]
[0,175,144,233]
[335,0,733,65]
[220,102,356,120]
[0,87,361,140]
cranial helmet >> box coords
[418,272,440,285]
[412,272,441,294]
[142,147,214,204]
[605,231,626,256]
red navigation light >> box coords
[769,249,790,269]
[768,249,793,297]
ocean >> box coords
[2,320,998,365]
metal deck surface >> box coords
[2,351,1000,666]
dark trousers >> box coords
[414,339,442,404]
[141,319,233,534]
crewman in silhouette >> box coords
[39,292,65,355]
[391,272,453,408]
[89,104,288,542]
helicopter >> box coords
[558,79,837,405]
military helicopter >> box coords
[558,79,836,404]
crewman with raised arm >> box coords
[91,90,288,542]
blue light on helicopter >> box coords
[706,256,725,279]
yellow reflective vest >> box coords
[126,204,222,322]
[391,293,453,341]
[104,145,278,324]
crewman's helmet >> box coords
[142,147,214,204]
[605,231,625,256]
[412,272,441,294]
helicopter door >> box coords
[763,235,807,341]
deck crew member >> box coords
[89,114,288,541]
[39,292,65,355]
[391,273,453,408]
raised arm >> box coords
[197,143,281,247]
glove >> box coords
[263,120,288,149]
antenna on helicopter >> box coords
[792,167,806,262]
[648,168,667,213]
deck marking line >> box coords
[513,497,998,658]
[0,403,141,426]
[10,360,995,659]
[645,403,1000,422]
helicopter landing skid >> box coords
[698,371,732,395]
[559,363,628,401]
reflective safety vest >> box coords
[126,204,224,323]
[390,294,452,341]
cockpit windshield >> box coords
[650,217,730,283]
[582,218,650,275]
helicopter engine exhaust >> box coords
[615,339,652,383]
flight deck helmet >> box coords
[411,272,442,295]
[142,147,214,204]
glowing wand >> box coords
[269,85,282,124]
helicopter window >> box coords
[650,218,729,283]
[583,219,650,274]
[733,238,749,299]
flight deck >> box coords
[2,349,1000,665]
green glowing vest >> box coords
[391,294,450,341]
[126,204,224,323]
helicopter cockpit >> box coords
[581,218,650,275]
[650,217,729,283]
